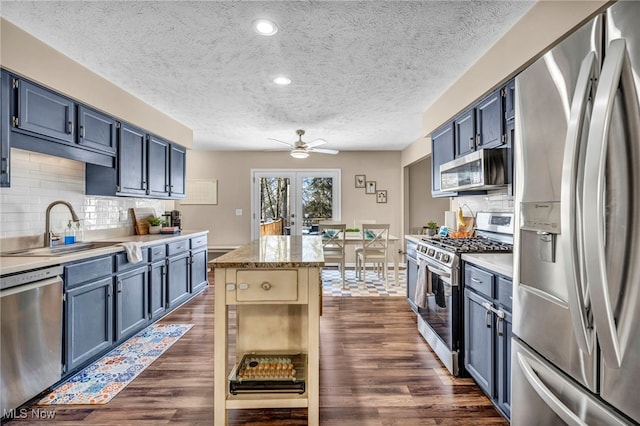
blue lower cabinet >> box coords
[149,260,167,319]
[190,248,208,293]
[65,277,114,374]
[464,289,494,396]
[115,264,149,342]
[168,252,191,308]
[62,236,206,376]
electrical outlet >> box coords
[235,209,243,216]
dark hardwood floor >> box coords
[5,273,506,425]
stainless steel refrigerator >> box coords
[512,2,640,424]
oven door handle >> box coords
[424,263,451,278]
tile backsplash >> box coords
[452,190,515,216]
[0,149,170,240]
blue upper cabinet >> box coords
[431,123,457,198]
[475,90,503,150]
[78,105,117,155]
[117,122,147,196]
[16,78,75,143]
[454,108,476,158]
[1,72,10,187]
[454,87,508,159]
[147,134,170,198]
[503,79,516,123]
[169,144,186,198]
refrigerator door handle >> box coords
[583,38,632,369]
[560,51,598,355]
[517,352,588,426]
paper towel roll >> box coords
[444,211,457,230]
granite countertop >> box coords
[0,230,208,275]
[211,235,325,268]
[461,253,513,278]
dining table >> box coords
[321,231,400,285]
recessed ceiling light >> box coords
[253,19,278,36]
[273,77,291,86]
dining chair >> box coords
[319,223,347,286]
[355,224,390,283]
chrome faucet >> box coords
[45,201,80,247]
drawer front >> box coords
[149,244,166,262]
[465,264,493,298]
[115,251,149,272]
[235,269,298,302]
[190,235,207,249]
[167,239,189,256]
[496,276,513,311]
[65,254,114,289]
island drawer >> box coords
[235,269,300,302]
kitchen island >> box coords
[211,235,324,426]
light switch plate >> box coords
[235,209,243,216]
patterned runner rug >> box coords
[322,268,406,297]
[38,323,193,405]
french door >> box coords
[251,169,341,239]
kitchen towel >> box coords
[414,259,429,308]
[117,242,143,263]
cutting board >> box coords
[132,208,156,235]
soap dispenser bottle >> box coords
[75,220,84,243]
[64,220,76,245]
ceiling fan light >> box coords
[253,19,278,36]
[290,149,309,159]
[273,76,291,85]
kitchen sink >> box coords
[1,241,118,257]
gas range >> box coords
[411,211,514,377]
[416,212,514,270]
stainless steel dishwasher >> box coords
[1,265,63,415]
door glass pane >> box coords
[301,177,333,235]
[259,177,290,236]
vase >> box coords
[149,225,161,234]
[427,228,437,237]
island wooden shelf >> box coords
[211,236,323,425]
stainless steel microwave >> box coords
[439,148,508,192]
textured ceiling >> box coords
[0,1,533,152]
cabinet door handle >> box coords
[471,277,482,283]
[485,309,492,328]
[1,157,7,175]
[117,280,123,293]
[238,283,249,290]
[497,316,504,336]
[68,121,73,134]
[469,136,474,150]
[261,282,272,291]
[482,302,493,327]
[80,125,85,138]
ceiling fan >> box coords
[268,129,339,158]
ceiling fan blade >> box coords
[309,148,339,155]
[306,138,327,148]
[268,138,293,147]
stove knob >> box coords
[442,254,450,263]
[436,252,442,261]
